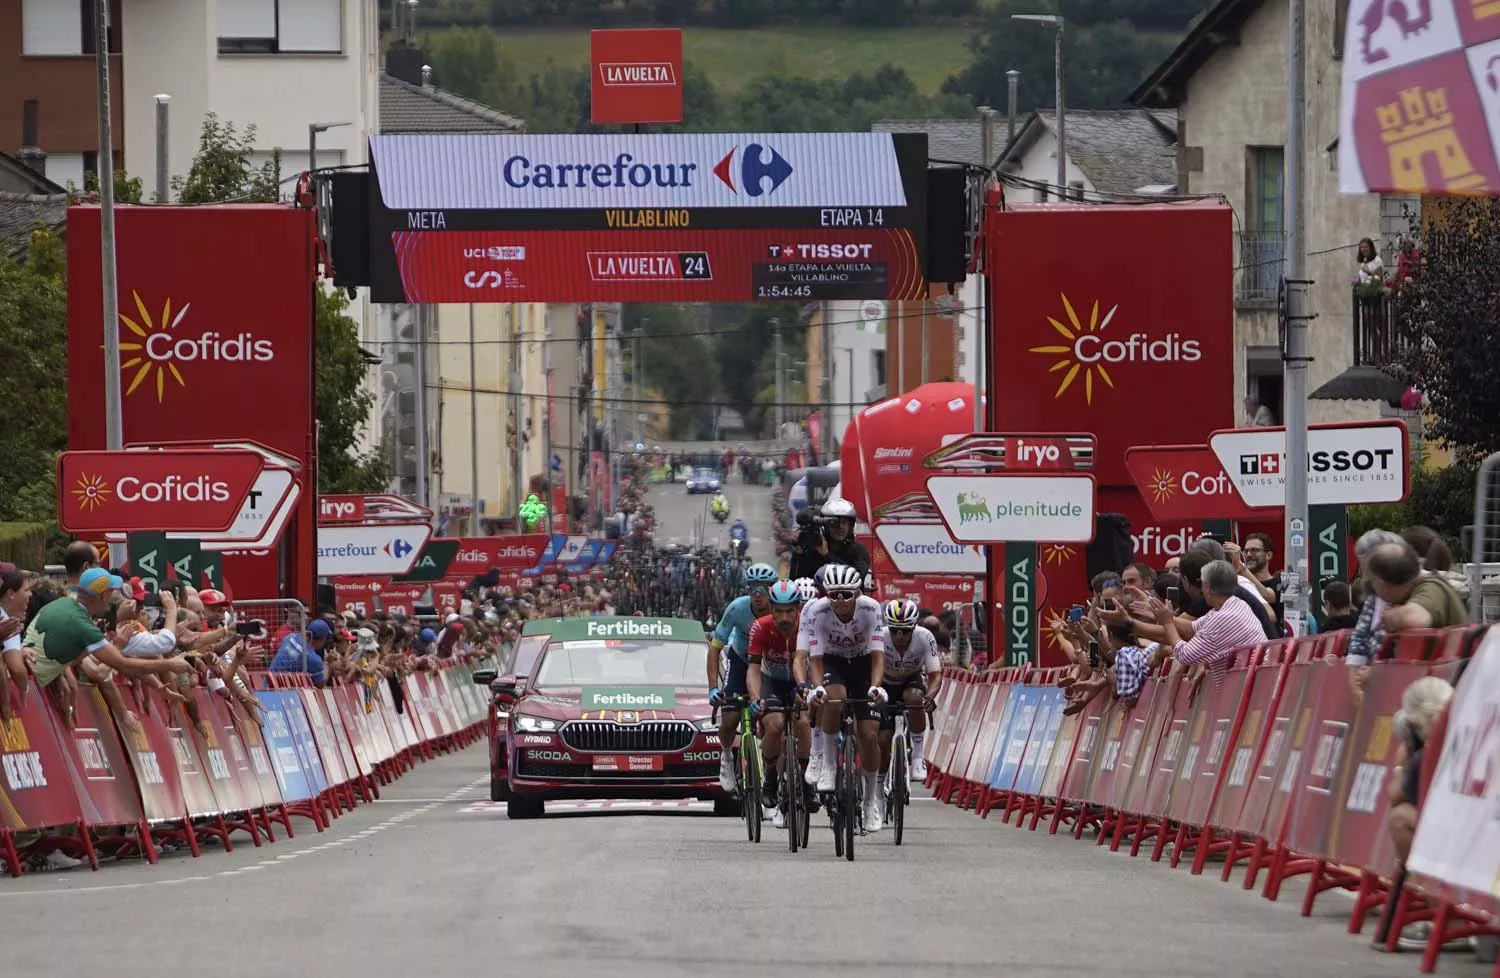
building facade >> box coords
[1131,0,1416,426]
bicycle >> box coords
[880,700,933,847]
[817,697,873,862]
[712,694,763,843]
[765,695,812,853]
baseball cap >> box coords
[444,613,461,624]
[357,627,378,651]
[419,627,437,643]
[78,567,124,598]
[199,588,228,606]
[307,620,333,639]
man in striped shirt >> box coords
[1150,560,1267,686]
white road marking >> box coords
[460,798,713,814]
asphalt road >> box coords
[650,472,777,560]
[2,744,1479,978]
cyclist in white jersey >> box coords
[795,563,888,832]
[876,599,943,783]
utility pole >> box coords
[153,95,169,202]
[820,302,834,461]
[468,304,481,535]
[772,317,783,435]
[96,0,124,568]
[509,310,524,523]
[413,306,430,507]
[1281,0,1313,636]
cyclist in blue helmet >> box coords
[745,579,815,826]
[708,561,779,792]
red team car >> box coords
[473,616,733,819]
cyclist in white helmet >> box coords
[708,562,779,792]
[814,498,871,578]
[876,598,942,783]
[795,562,888,832]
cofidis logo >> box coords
[116,291,274,403]
[1027,294,1202,404]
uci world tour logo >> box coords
[956,492,992,524]
[72,473,111,512]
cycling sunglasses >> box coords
[887,625,914,634]
[826,589,859,601]
[749,585,770,596]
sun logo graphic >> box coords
[1147,467,1178,505]
[1027,294,1203,404]
[72,473,111,512]
[114,291,275,403]
[1042,543,1076,567]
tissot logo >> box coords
[1027,295,1202,405]
[117,292,275,403]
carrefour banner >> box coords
[369,133,912,210]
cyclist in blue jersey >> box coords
[708,561,779,792]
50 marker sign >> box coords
[57,449,263,534]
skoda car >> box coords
[474,615,731,819]
[684,468,721,494]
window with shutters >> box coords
[218,0,342,54]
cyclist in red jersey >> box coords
[746,580,814,829]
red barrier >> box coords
[0,660,487,878]
[921,624,1500,978]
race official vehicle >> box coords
[684,468,722,494]
[474,615,730,819]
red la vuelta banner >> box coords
[590,28,684,125]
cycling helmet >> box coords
[767,580,801,606]
[822,498,857,521]
[882,598,920,628]
[793,577,820,602]
[863,571,876,594]
[745,562,779,585]
[821,564,863,593]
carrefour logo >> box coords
[712,144,793,197]
[385,538,414,559]
[1027,295,1201,404]
[117,291,274,403]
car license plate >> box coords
[592,755,664,773]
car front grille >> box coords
[514,759,717,781]
[559,720,698,754]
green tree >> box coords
[0,229,68,528]
[81,167,145,203]
[174,115,389,492]
[625,305,719,439]
[1396,197,1500,466]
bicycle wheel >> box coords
[743,732,762,844]
[841,720,858,862]
[783,720,801,853]
[891,730,907,846]
[830,734,845,858]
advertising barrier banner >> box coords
[62,687,147,828]
[0,686,87,831]
[256,692,314,804]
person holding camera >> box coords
[790,498,871,581]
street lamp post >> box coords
[308,120,353,173]
[1011,14,1066,196]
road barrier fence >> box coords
[922,624,1498,976]
[0,655,488,877]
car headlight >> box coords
[512,715,558,732]
[695,717,718,731]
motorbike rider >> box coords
[710,491,730,521]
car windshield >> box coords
[533,640,708,689]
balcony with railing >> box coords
[1351,289,1413,369]
[1237,231,1285,304]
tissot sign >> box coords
[57,449,262,533]
[590,29,683,125]
[1208,420,1409,508]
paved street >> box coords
[650,473,778,560]
[2,744,1474,978]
